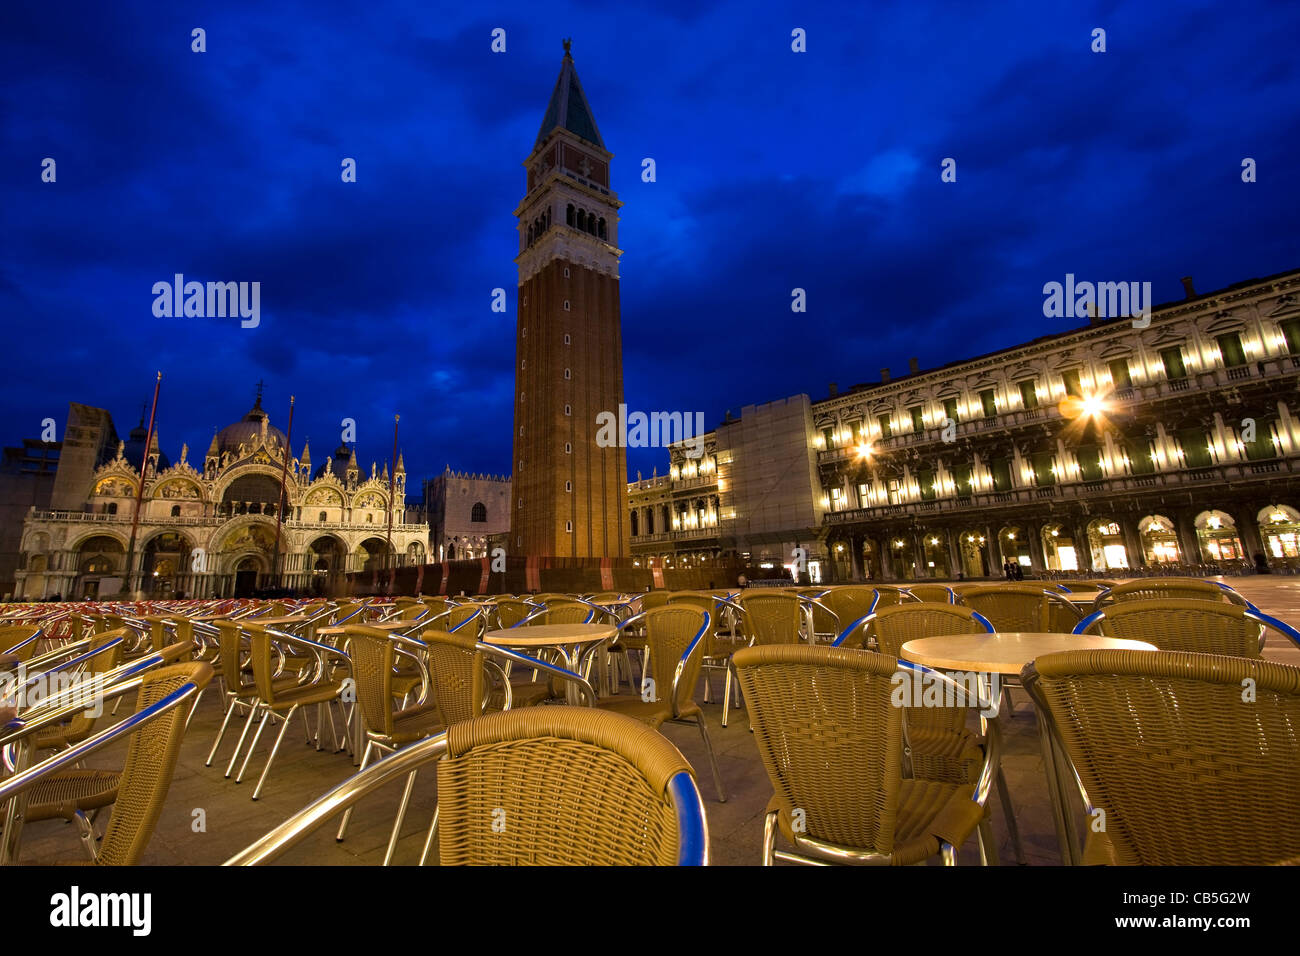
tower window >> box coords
[598,218,606,240]
[563,300,571,311]
[564,404,571,416]
[565,521,572,533]
[565,481,572,492]
[564,266,570,278]
[564,368,571,379]
[522,296,527,306]
[518,498,523,510]
[565,443,572,454]
[522,328,527,337]
[471,502,487,522]
[566,204,575,227]
[521,359,526,369]
[519,425,524,436]
[564,334,570,345]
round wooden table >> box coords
[900,632,1155,674]
[484,624,617,701]
[900,631,1156,866]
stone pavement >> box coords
[16,576,1300,866]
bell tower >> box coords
[510,41,628,558]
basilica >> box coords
[14,392,427,599]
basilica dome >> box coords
[215,395,287,456]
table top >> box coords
[483,623,617,648]
[900,632,1156,673]
[316,619,414,636]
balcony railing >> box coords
[822,456,1299,524]
[814,358,1299,463]
[26,510,427,532]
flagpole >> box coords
[387,414,399,594]
[125,372,161,597]
[272,395,295,590]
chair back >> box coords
[346,626,402,738]
[737,592,804,646]
[49,628,126,744]
[818,587,878,631]
[733,644,903,857]
[526,602,594,626]
[1024,649,1300,864]
[422,630,488,726]
[665,594,724,658]
[848,603,992,656]
[436,707,697,865]
[907,584,956,603]
[960,584,1077,632]
[493,600,534,629]
[214,621,248,691]
[0,625,43,662]
[640,591,672,612]
[1075,599,1264,657]
[1104,578,1230,606]
[96,661,215,865]
[642,606,709,716]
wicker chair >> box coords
[1095,578,1247,613]
[723,592,808,727]
[0,661,213,865]
[207,621,306,769]
[960,584,1083,634]
[734,644,994,865]
[1073,598,1300,657]
[1022,649,1300,864]
[817,586,880,641]
[835,603,1022,863]
[0,625,44,663]
[906,584,957,603]
[597,605,725,802]
[666,592,740,710]
[336,626,449,863]
[230,624,352,800]
[226,706,708,866]
[35,628,125,754]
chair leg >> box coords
[336,740,375,842]
[206,694,240,767]
[722,668,733,728]
[383,768,419,866]
[252,705,298,800]
[418,805,440,866]
[996,765,1027,865]
[761,810,778,866]
[977,817,1000,867]
[74,810,97,860]
[226,703,263,778]
[693,716,726,803]
[940,841,957,866]
[236,710,272,784]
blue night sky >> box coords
[3,0,1298,494]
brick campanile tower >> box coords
[510,41,628,558]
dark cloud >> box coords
[2,0,1297,489]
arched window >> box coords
[472,502,486,522]
[319,510,327,522]
[630,511,639,536]
[598,218,607,240]
[106,503,117,515]
[566,204,575,227]
[170,505,181,517]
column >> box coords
[849,532,864,581]
[1174,510,1201,565]
[946,528,964,579]
[1121,517,1145,569]
[1025,520,1046,574]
